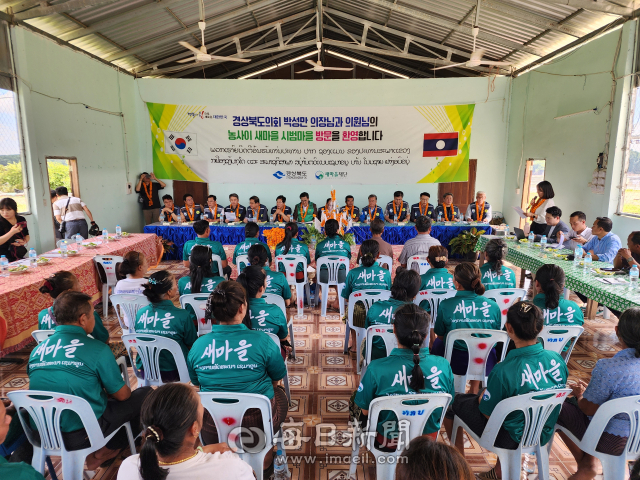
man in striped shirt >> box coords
[53,187,96,239]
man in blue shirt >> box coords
[582,217,621,263]
[359,194,385,223]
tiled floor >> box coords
[0,248,618,480]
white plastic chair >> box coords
[483,288,528,329]
[552,395,640,480]
[538,325,584,362]
[236,254,250,274]
[263,293,295,359]
[315,256,350,317]
[110,293,150,334]
[452,389,572,480]
[444,328,510,393]
[376,255,393,270]
[349,393,452,480]
[31,330,55,344]
[275,255,311,317]
[211,253,225,279]
[180,293,211,336]
[93,255,124,317]
[413,290,457,324]
[266,332,291,405]
[121,333,191,387]
[361,325,430,376]
[8,390,136,480]
[407,255,431,274]
[199,392,289,480]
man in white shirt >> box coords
[465,191,492,222]
[53,187,96,239]
[566,211,593,250]
[398,216,441,270]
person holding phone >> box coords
[135,172,166,225]
[0,197,29,262]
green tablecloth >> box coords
[476,236,640,312]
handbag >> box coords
[58,197,71,235]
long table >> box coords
[0,233,160,357]
[475,235,640,313]
[144,222,492,261]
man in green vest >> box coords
[292,192,317,222]
[233,222,272,269]
[182,219,230,278]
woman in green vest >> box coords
[432,262,502,394]
[247,243,291,306]
[316,219,352,311]
[187,281,288,474]
[37,270,109,343]
[479,238,516,290]
[136,270,197,383]
[354,303,455,450]
[178,245,225,295]
[420,245,455,291]
[275,222,311,280]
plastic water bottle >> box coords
[60,242,68,258]
[102,229,108,245]
[540,235,547,248]
[0,256,8,277]
[630,265,639,291]
[115,225,122,239]
[574,244,583,265]
[505,224,510,236]
[273,449,289,479]
[366,212,370,223]
[75,234,83,249]
[220,210,225,225]
[527,231,534,247]
[437,212,442,223]
[394,213,398,224]
[177,210,183,225]
[29,248,37,267]
[583,252,593,272]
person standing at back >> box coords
[526,180,555,235]
[53,186,96,239]
[135,172,166,225]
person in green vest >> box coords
[292,191,317,222]
[247,243,291,306]
[187,281,288,472]
[232,222,272,273]
[182,219,230,279]
[275,222,311,277]
[0,400,45,479]
[28,291,152,470]
[136,270,197,383]
[354,303,455,449]
[364,268,421,361]
[178,245,225,295]
[479,238,517,290]
[37,270,109,343]
[237,265,291,358]
[432,262,502,394]
[315,219,352,311]
[420,245,455,292]
[445,301,568,480]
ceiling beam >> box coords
[206,46,315,79]
[440,5,475,46]
[531,0,632,16]
[13,0,124,21]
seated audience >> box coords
[566,211,593,250]
[224,193,246,222]
[359,194,384,223]
[396,436,474,480]
[178,245,225,295]
[117,383,254,480]
[0,398,45,479]
[113,251,149,328]
[270,195,291,222]
[399,216,441,269]
[432,192,461,221]
[420,245,455,291]
[556,307,640,480]
[582,217,621,263]
[247,244,291,306]
[0,197,29,261]
[526,180,555,235]
[136,271,197,382]
[364,268,421,361]
[182,220,230,278]
[38,271,109,343]
[533,264,584,331]
[540,206,569,244]
[613,231,640,270]
[187,281,287,472]
[384,190,409,223]
[445,301,568,479]
[181,194,204,222]
[480,238,516,290]
[232,222,272,270]
[203,194,223,222]
[275,222,311,284]
[292,192,316,222]
[432,262,501,393]
[28,291,151,469]
[356,218,393,266]
[465,191,492,222]
[354,304,454,449]
[315,219,351,282]
[159,194,182,223]
[244,195,269,223]
[410,192,435,222]
[340,195,360,222]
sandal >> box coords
[478,467,501,480]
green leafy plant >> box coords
[300,224,356,246]
[449,227,486,255]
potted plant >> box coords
[301,224,356,247]
[449,227,486,261]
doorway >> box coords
[46,157,79,238]
[172,180,209,208]
[437,159,477,211]
[519,159,546,228]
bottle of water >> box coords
[29,248,37,267]
[527,231,534,247]
[273,449,289,479]
[0,255,8,277]
[630,265,639,291]
[540,235,547,248]
[505,224,510,236]
[115,225,122,239]
[437,212,442,223]
[220,210,225,225]
[75,233,83,249]
[366,212,370,223]
[574,244,583,265]
[177,210,183,225]
[583,252,593,271]
[394,213,398,224]
[102,229,108,245]
[60,242,68,258]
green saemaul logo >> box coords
[315,171,324,180]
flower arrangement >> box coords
[263,228,285,248]
[301,224,355,246]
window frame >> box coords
[46,157,80,197]
[617,86,640,218]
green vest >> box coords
[275,239,311,273]
[532,294,584,327]
[248,297,288,339]
[355,348,455,436]
[263,266,292,300]
[434,291,501,351]
[38,308,109,344]
[365,298,410,360]
[233,238,272,265]
[187,323,287,398]
[420,268,455,291]
[178,275,225,295]
[182,238,227,275]
[479,343,568,445]
[315,237,352,261]
[341,265,391,299]
[295,202,315,222]
[0,457,45,480]
[480,262,517,290]
[28,325,125,432]
[134,300,197,372]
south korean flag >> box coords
[164,131,198,156]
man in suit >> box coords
[539,206,569,244]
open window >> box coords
[619,87,640,216]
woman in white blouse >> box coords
[526,180,555,236]
[113,251,149,327]
[117,383,254,480]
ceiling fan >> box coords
[432,24,512,71]
[176,0,250,66]
[296,42,353,74]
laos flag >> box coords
[423,132,458,157]
[164,131,198,156]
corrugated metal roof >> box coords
[1,0,631,78]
